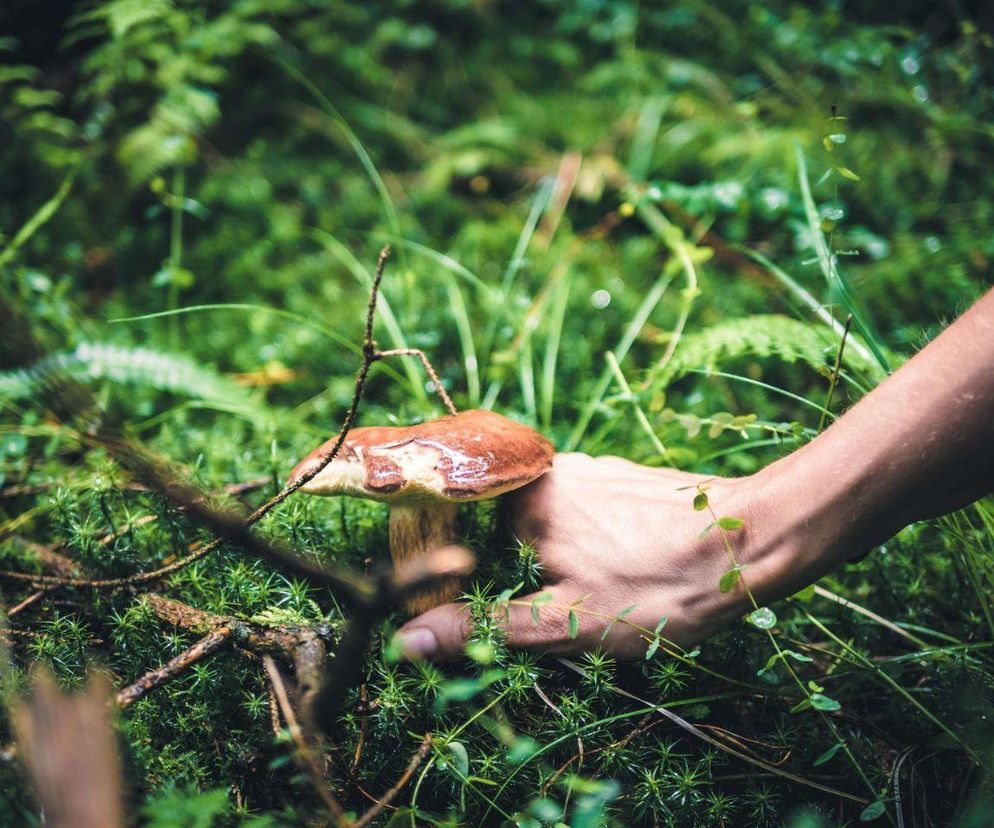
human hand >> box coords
[395,453,779,660]
[396,289,994,661]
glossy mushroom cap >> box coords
[288,409,554,503]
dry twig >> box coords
[351,732,433,828]
[377,348,457,415]
[116,625,234,709]
[116,593,335,708]
[262,655,350,827]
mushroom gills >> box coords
[388,501,462,615]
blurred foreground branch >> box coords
[0,246,473,747]
[14,671,124,828]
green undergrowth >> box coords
[2,1,993,825]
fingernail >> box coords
[396,628,438,660]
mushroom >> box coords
[288,409,554,614]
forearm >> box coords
[748,288,994,600]
[398,290,994,659]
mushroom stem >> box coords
[388,502,461,615]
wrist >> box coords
[736,452,871,606]
[676,471,805,635]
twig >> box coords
[0,248,393,593]
[351,732,433,828]
[111,593,336,714]
[262,655,349,827]
[0,538,220,589]
[142,593,335,661]
[378,349,457,415]
[255,245,392,516]
[348,684,370,786]
[116,625,234,709]
[818,312,853,433]
[6,586,57,618]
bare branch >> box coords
[262,655,349,827]
[352,732,433,828]
[378,348,457,415]
[116,626,234,709]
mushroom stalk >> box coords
[389,501,461,614]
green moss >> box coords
[2,1,993,824]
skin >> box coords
[397,288,994,660]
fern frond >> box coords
[0,342,259,413]
[647,314,878,389]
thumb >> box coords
[395,587,568,661]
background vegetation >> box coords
[2,0,993,825]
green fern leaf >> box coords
[0,342,260,415]
[649,314,879,389]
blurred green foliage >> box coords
[2,0,993,825]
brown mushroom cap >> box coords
[288,409,554,502]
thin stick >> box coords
[818,313,853,432]
[262,655,349,827]
[349,684,369,785]
[378,349,458,415]
[116,626,233,709]
[351,733,433,828]
[242,247,390,519]
[0,248,393,592]
[6,586,56,617]
[0,539,218,589]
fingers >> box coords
[394,601,471,661]
[395,586,572,661]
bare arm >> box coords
[397,289,994,660]
[746,287,994,605]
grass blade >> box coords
[0,168,76,270]
[273,55,407,272]
[445,276,480,407]
[565,269,676,450]
[794,143,890,373]
[539,274,571,430]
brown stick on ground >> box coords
[14,671,124,828]
[262,655,350,827]
[351,732,433,828]
[115,594,336,710]
[115,626,233,709]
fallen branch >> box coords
[117,593,336,707]
[116,625,234,709]
[351,732,433,828]
[262,655,350,827]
